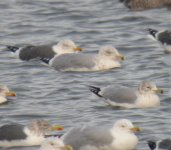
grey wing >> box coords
[20,45,55,60]
[158,31,171,45]
[51,53,96,70]
[0,124,27,141]
[102,86,137,104]
[159,139,171,149]
[62,126,113,150]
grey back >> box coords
[19,45,55,60]
[52,53,96,70]
[0,124,27,141]
[102,85,137,104]
[158,31,171,45]
[159,139,171,150]
[63,126,113,150]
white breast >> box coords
[135,94,160,108]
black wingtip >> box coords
[147,28,158,37]
[148,141,156,150]
[88,85,102,97]
[6,45,19,53]
[40,57,51,64]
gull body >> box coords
[41,46,124,72]
[148,28,171,53]
[7,39,82,61]
[0,120,63,148]
[89,81,163,108]
[61,119,140,150]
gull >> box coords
[148,28,171,53]
[41,45,125,72]
[61,119,140,150]
[0,84,16,104]
[6,39,82,61]
[0,120,64,148]
[89,81,163,108]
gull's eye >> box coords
[49,142,54,146]
[146,86,151,89]
[106,51,112,55]
[121,125,125,128]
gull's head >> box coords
[147,28,159,41]
[112,119,140,134]
[148,141,157,150]
[98,46,125,61]
[0,84,16,104]
[40,138,73,150]
[53,39,82,54]
[28,120,64,136]
[138,81,163,95]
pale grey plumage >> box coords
[89,81,163,108]
[102,85,137,104]
[45,45,124,72]
[62,126,113,150]
[50,53,96,71]
[62,119,140,150]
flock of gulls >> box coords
[0,0,171,150]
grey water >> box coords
[0,0,171,150]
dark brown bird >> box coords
[120,0,171,11]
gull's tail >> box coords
[88,86,102,97]
[147,28,158,38]
[40,57,51,64]
[6,45,19,53]
[148,141,156,150]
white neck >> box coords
[24,127,45,146]
[0,127,45,148]
[110,129,138,150]
[52,45,74,55]
[95,55,121,70]
[135,92,160,108]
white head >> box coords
[138,81,163,95]
[98,46,125,61]
[0,84,16,104]
[40,138,73,150]
[112,119,140,134]
[52,39,82,54]
[27,120,64,136]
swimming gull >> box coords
[89,81,163,108]
[6,39,82,61]
[61,119,140,150]
[148,28,171,53]
[0,84,16,104]
[119,0,171,11]
[148,139,171,150]
[41,45,125,72]
[40,137,73,150]
[0,120,64,148]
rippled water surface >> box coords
[0,0,171,150]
